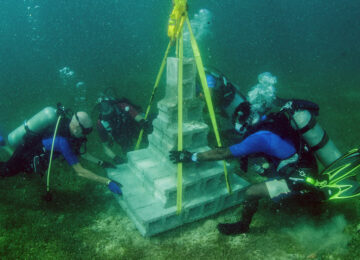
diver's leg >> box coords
[0,144,30,177]
[217,183,267,235]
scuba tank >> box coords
[286,100,342,167]
[8,106,57,148]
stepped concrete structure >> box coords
[107,57,249,236]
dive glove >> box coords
[169,150,194,163]
[99,160,116,169]
[108,180,123,195]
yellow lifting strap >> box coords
[176,32,184,214]
[186,17,232,193]
[168,0,187,42]
[46,115,62,192]
[135,41,172,150]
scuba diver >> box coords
[170,72,360,235]
[95,89,150,164]
[200,67,246,119]
[170,100,322,235]
[0,105,122,196]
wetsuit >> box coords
[97,99,140,150]
[230,130,296,163]
[0,118,85,177]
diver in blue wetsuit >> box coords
[0,110,122,196]
[170,100,321,235]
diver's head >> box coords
[70,111,93,138]
[98,100,115,122]
[206,74,216,89]
[233,101,251,135]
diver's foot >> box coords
[217,221,249,235]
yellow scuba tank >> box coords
[8,106,57,148]
[290,109,342,167]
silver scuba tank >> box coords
[290,109,342,167]
[8,106,57,148]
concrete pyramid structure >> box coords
[107,57,248,236]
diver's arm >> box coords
[81,152,103,165]
[102,143,116,159]
[72,163,110,185]
[197,147,233,161]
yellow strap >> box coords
[186,17,232,193]
[46,115,62,192]
[176,31,184,214]
[176,34,179,57]
[135,41,172,150]
[168,0,187,41]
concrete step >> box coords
[108,164,248,236]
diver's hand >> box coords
[169,150,193,163]
[108,180,123,195]
[113,155,125,164]
[98,160,116,169]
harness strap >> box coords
[298,114,317,134]
[24,120,40,137]
[311,131,329,152]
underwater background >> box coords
[1,0,360,259]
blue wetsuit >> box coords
[42,136,79,166]
[229,130,296,162]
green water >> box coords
[1,0,360,259]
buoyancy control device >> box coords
[8,107,58,148]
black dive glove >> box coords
[98,160,116,169]
[113,155,125,164]
[169,150,194,163]
[108,180,123,195]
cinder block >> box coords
[185,204,204,222]
[202,198,219,216]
